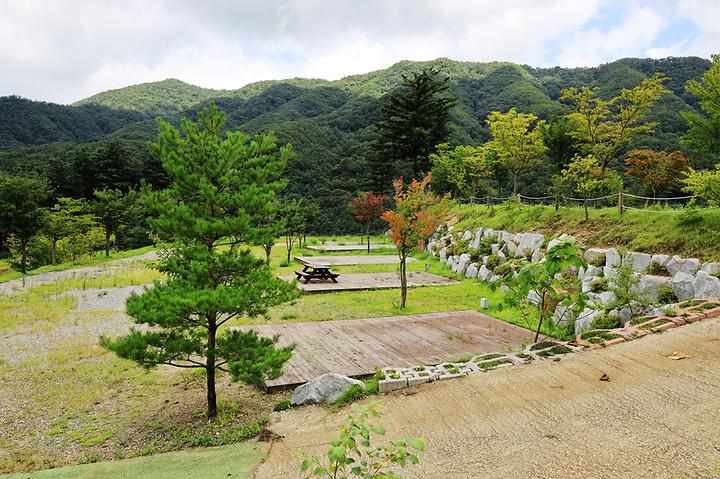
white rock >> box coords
[531,249,544,263]
[452,253,471,275]
[469,229,483,250]
[605,248,621,268]
[527,290,541,305]
[584,248,608,265]
[506,240,518,257]
[491,244,500,255]
[574,308,603,335]
[462,230,472,241]
[633,274,672,301]
[439,247,447,262]
[672,272,696,302]
[694,271,720,299]
[666,257,701,276]
[546,233,570,252]
[516,233,544,256]
[701,262,720,276]
[651,254,672,267]
[291,373,364,406]
[625,252,652,272]
[595,291,617,306]
[479,297,489,309]
[501,231,515,244]
[482,228,496,239]
[465,263,479,279]
[497,250,507,260]
[477,265,492,282]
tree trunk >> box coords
[584,198,589,221]
[264,244,272,265]
[366,223,371,254]
[206,321,217,419]
[512,173,518,195]
[399,254,407,308]
[104,227,111,257]
[51,239,57,266]
[20,238,28,274]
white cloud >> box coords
[0,0,715,104]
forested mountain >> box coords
[0,56,713,232]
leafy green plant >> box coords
[605,256,650,316]
[591,313,622,330]
[331,379,380,411]
[589,277,608,293]
[485,254,501,271]
[273,399,292,412]
[300,402,425,478]
[656,285,678,305]
[493,239,588,342]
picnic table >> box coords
[294,257,339,284]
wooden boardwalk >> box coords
[295,255,417,266]
[239,311,535,390]
[281,272,456,293]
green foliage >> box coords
[605,256,650,315]
[683,163,720,206]
[101,105,297,419]
[372,67,458,189]
[494,239,588,342]
[486,108,547,194]
[430,143,491,198]
[273,399,292,412]
[681,55,720,156]
[0,174,51,273]
[656,285,678,305]
[591,313,622,330]
[299,402,425,479]
[331,379,380,411]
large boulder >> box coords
[452,253,471,275]
[461,230,472,241]
[625,252,652,272]
[672,272,696,302]
[633,274,672,301]
[477,265,493,282]
[291,373,364,406]
[469,229,483,250]
[574,308,603,335]
[701,262,720,276]
[605,248,621,268]
[546,233,570,252]
[651,254,672,268]
[666,257,701,276]
[516,233,544,257]
[439,247,447,262]
[694,271,720,299]
[584,248,608,266]
[465,263,479,279]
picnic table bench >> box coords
[294,257,340,284]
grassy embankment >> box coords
[451,203,720,262]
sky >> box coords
[1,0,718,104]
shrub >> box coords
[589,277,608,293]
[589,253,606,267]
[478,237,496,256]
[656,285,678,305]
[273,399,291,412]
[469,249,483,263]
[647,261,669,276]
[486,254,501,271]
[591,313,622,330]
[300,402,425,478]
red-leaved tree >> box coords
[381,174,446,308]
[348,191,389,253]
[625,149,690,200]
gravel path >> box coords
[256,317,720,479]
[0,251,157,297]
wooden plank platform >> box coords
[305,244,396,252]
[238,311,535,390]
[281,272,456,293]
[295,255,417,266]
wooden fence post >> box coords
[618,190,624,217]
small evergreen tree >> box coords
[372,68,457,191]
[102,105,296,418]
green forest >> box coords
[0,56,717,233]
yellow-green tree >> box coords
[561,155,603,220]
[485,108,546,195]
[429,143,491,199]
[561,73,669,175]
[683,164,720,206]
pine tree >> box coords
[372,68,457,191]
[102,105,296,418]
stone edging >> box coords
[378,298,720,394]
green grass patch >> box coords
[0,441,267,479]
[477,358,512,369]
[537,345,573,357]
[451,204,720,262]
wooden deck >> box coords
[238,310,535,390]
[295,255,416,266]
[281,272,456,293]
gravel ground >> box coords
[256,317,720,479]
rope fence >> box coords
[458,192,718,215]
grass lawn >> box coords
[0,441,268,479]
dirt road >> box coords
[256,318,720,479]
